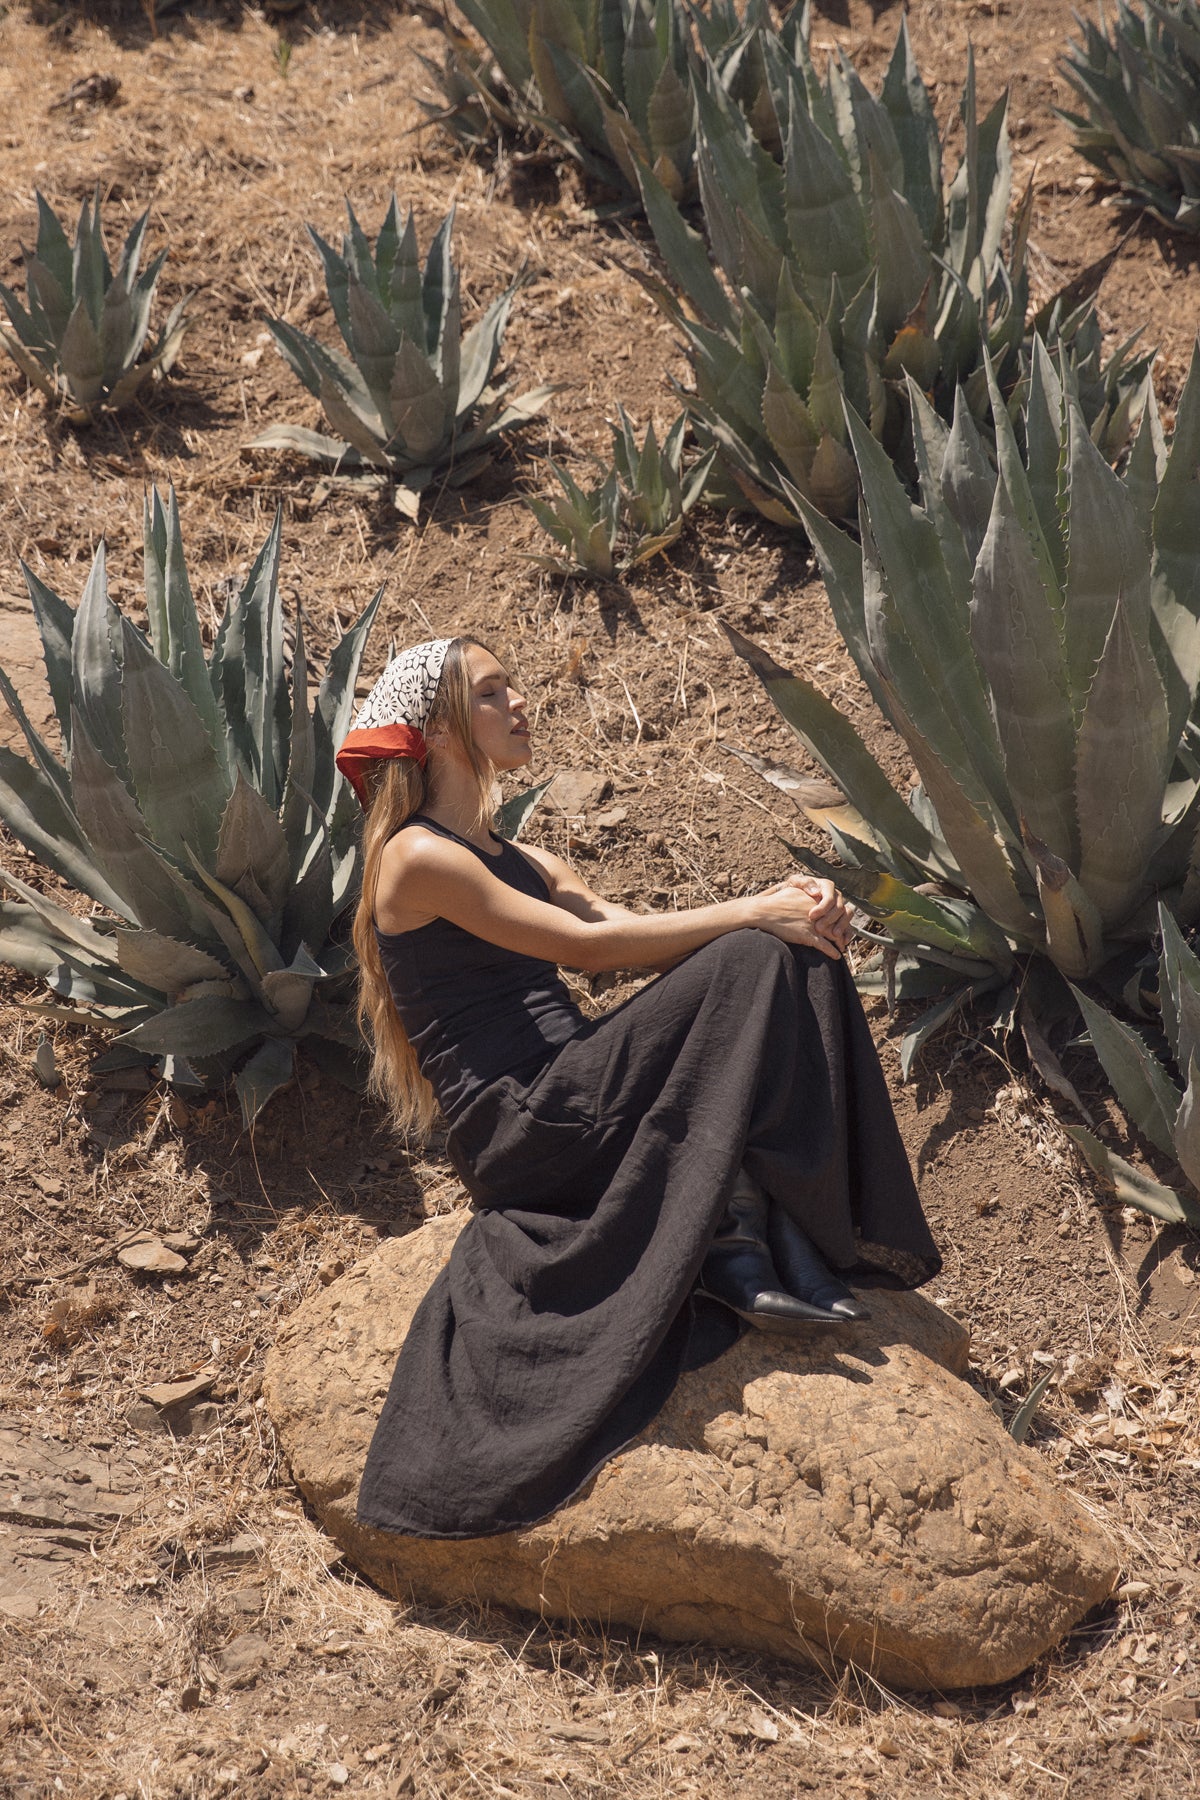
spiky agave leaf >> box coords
[496,779,554,840]
[250,197,554,514]
[1066,903,1200,1224]
[0,188,189,421]
[0,488,381,1126]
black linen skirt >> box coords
[357,930,941,1540]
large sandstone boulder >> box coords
[264,1214,1118,1690]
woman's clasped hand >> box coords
[749,873,854,959]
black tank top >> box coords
[375,815,585,1123]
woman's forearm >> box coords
[568,895,767,973]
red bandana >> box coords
[335,723,427,808]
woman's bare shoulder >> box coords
[375,827,478,934]
[377,824,480,898]
[379,824,418,858]
[380,823,465,877]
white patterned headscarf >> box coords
[336,637,455,807]
[353,638,454,732]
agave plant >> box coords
[525,461,623,577]
[421,0,764,201]
[0,490,379,1126]
[416,29,516,149]
[726,336,1200,1094]
[250,198,555,519]
[1059,0,1200,235]
[526,408,712,575]
[528,0,696,199]
[632,17,1149,526]
[0,190,189,421]
[610,404,714,558]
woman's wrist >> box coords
[735,891,767,933]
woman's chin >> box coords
[499,739,533,769]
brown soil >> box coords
[1,1,1199,1795]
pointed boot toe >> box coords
[748,1287,852,1331]
[824,1292,872,1321]
[697,1173,850,1332]
[696,1272,849,1332]
[768,1207,872,1322]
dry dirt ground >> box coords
[1,0,1200,1795]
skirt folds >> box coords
[356,930,940,1540]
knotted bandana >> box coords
[336,637,454,807]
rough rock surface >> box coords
[264,1214,1118,1690]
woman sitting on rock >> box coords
[336,636,941,1541]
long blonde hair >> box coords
[350,637,496,1137]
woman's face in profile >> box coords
[464,644,533,772]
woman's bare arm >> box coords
[513,841,743,973]
[374,831,852,972]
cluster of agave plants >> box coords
[0,182,707,558]
[0,4,1173,551]
[424,0,1152,531]
[4,0,1200,1193]
[435,0,1200,247]
[419,0,756,201]
[525,407,714,575]
[629,20,1149,525]
[0,185,560,528]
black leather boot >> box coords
[768,1204,872,1321]
[697,1173,849,1331]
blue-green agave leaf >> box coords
[1071,982,1180,1156]
[235,1035,297,1129]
